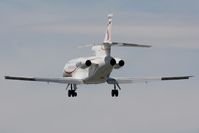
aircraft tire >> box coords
[111,90,119,97]
[73,91,77,97]
[68,90,71,97]
[115,90,119,97]
[111,90,115,97]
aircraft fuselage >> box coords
[63,55,117,84]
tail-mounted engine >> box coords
[77,60,92,69]
[114,58,125,69]
[110,58,116,66]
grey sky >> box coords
[0,0,199,133]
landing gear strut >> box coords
[66,84,77,97]
[111,84,121,97]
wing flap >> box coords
[4,76,83,84]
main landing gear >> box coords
[111,84,121,97]
[106,78,122,97]
[66,84,77,97]
[66,82,121,97]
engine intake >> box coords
[114,58,125,69]
[78,60,92,69]
[85,60,91,67]
[118,60,125,67]
[110,58,116,66]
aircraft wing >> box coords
[107,76,193,84]
[111,42,151,48]
[4,76,83,84]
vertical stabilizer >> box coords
[104,14,113,43]
[92,14,113,56]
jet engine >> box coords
[77,60,92,69]
[110,58,116,66]
[114,58,125,69]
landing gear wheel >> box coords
[72,91,77,97]
[66,84,78,97]
[68,90,72,97]
[68,90,77,97]
[72,91,75,97]
[111,90,114,97]
[111,90,119,97]
[115,90,119,97]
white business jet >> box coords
[5,14,192,97]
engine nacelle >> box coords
[110,58,116,66]
[77,60,92,69]
[114,58,125,69]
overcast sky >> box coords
[0,0,199,133]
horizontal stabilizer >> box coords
[111,42,151,48]
[161,76,193,80]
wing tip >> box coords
[4,76,36,81]
[4,76,10,79]
[161,76,193,80]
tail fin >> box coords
[91,14,151,57]
[104,14,113,43]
